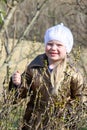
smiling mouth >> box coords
[50,52,58,55]
[49,53,59,57]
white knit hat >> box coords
[44,23,73,53]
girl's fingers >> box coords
[12,71,21,85]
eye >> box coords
[56,44,63,47]
[47,43,53,46]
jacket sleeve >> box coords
[64,69,87,129]
[18,66,33,98]
[70,70,84,100]
[65,70,84,112]
[70,71,87,106]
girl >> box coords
[9,23,84,130]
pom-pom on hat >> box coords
[44,23,73,53]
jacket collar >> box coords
[29,53,74,76]
[29,53,48,68]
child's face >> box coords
[45,40,67,63]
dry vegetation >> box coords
[0,40,87,130]
[0,0,87,129]
[0,39,44,97]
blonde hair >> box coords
[50,58,67,95]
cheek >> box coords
[61,48,67,56]
[45,46,50,52]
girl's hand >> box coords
[12,71,21,86]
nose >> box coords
[51,44,57,50]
